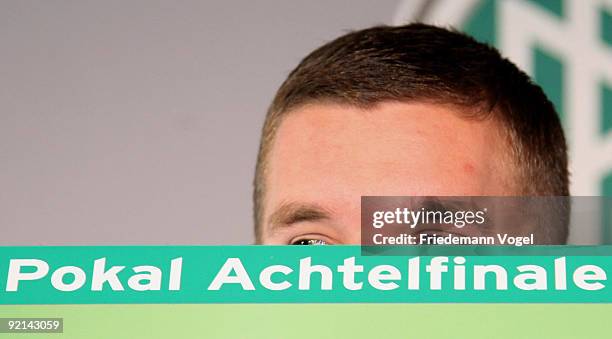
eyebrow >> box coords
[267,202,332,231]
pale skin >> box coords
[260,101,520,245]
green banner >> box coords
[1,304,610,339]
[0,246,610,304]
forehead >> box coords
[263,101,517,222]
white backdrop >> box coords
[0,0,399,244]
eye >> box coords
[291,239,328,245]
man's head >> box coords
[254,23,569,244]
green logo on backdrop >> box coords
[395,0,612,241]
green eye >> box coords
[291,239,328,245]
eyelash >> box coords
[290,238,328,245]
